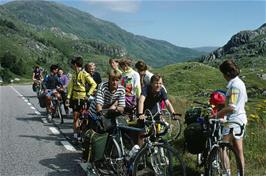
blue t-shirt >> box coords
[142,85,168,115]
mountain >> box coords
[200,23,266,68]
[192,46,219,53]
[1,1,204,67]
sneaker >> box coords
[73,133,78,139]
[47,114,52,122]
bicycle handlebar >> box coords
[193,100,210,108]
[209,118,245,137]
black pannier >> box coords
[185,107,202,125]
[38,93,46,108]
[184,122,207,154]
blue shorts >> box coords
[46,89,56,97]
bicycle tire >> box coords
[56,104,63,123]
[132,143,186,176]
[206,142,243,176]
[161,116,182,142]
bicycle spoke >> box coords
[133,144,185,176]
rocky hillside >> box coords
[200,23,266,67]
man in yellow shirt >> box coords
[66,56,97,142]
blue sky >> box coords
[1,0,265,48]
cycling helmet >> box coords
[209,90,226,105]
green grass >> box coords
[151,62,266,175]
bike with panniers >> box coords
[50,91,63,123]
[131,109,186,176]
[184,101,244,176]
[81,109,144,176]
[81,108,186,176]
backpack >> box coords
[184,122,207,154]
[185,107,202,125]
[38,93,46,108]
[83,129,108,162]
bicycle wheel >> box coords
[132,143,186,176]
[207,143,243,176]
[56,104,63,123]
[92,137,127,176]
[162,117,182,142]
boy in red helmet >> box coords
[209,90,226,118]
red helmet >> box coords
[209,91,226,105]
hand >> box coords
[84,95,90,101]
[139,114,145,120]
[109,105,116,110]
[171,113,180,120]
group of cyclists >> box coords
[32,57,248,176]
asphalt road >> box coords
[0,85,86,176]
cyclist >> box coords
[58,67,69,116]
[87,69,125,130]
[135,60,167,109]
[42,64,62,121]
[138,74,177,119]
[66,56,97,142]
[119,58,141,119]
[32,65,43,92]
[217,59,247,175]
[109,58,122,74]
[137,74,178,145]
[209,90,226,117]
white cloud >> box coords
[85,0,140,13]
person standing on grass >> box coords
[217,59,248,175]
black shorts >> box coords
[70,99,85,112]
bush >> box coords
[0,68,13,82]
[0,52,26,75]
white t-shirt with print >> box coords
[226,76,248,125]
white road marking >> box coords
[35,111,41,115]
[41,118,48,124]
[10,86,76,152]
[61,141,76,152]
[10,86,23,97]
[49,127,60,135]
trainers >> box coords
[47,114,52,122]
[73,133,78,139]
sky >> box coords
[1,0,266,48]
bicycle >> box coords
[33,79,42,96]
[85,109,145,176]
[192,101,244,176]
[125,107,182,143]
[50,92,63,124]
[131,109,186,176]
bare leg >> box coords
[233,138,244,175]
